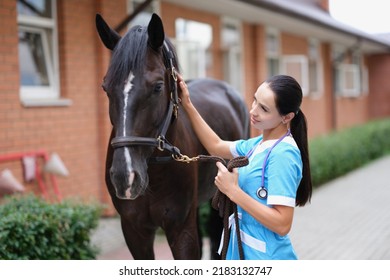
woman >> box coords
[177,74,312,260]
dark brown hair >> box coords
[265,75,312,206]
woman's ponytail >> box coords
[290,109,312,206]
[265,75,312,206]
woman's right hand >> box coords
[177,73,191,110]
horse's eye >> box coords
[154,82,164,94]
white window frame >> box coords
[336,64,360,97]
[266,28,281,77]
[17,0,68,107]
[281,55,309,96]
[332,44,367,98]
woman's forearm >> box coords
[184,102,232,159]
[179,79,232,159]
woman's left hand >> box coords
[214,161,240,198]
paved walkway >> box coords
[290,155,390,259]
[92,155,390,260]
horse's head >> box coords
[96,13,179,200]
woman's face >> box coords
[250,82,283,131]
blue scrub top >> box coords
[226,135,303,260]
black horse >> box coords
[96,13,249,259]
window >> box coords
[281,55,309,96]
[19,26,52,87]
[308,39,323,98]
[266,29,280,77]
[221,17,243,93]
[17,0,66,106]
[175,19,212,79]
[333,45,366,98]
[336,64,360,97]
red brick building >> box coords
[1,0,389,212]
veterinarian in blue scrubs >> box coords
[178,74,312,260]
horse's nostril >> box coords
[125,188,132,199]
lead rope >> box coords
[202,155,249,260]
[172,154,249,260]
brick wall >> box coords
[0,0,19,150]
[0,0,20,193]
[368,54,390,119]
[0,0,126,211]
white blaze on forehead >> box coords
[124,72,135,94]
[122,72,135,175]
[122,71,135,137]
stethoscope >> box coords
[246,129,291,199]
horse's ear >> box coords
[147,13,165,51]
[96,14,121,51]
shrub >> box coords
[309,118,390,187]
[0,194,103,260]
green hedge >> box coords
[309,118,390,187]
[0,194,103,260]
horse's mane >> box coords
[105,25,179,91]
[105,26,147,90]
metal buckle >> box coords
[172,154,199,164]
[173,103,179,119]
[171,67,177,82]
[157,136,165,151]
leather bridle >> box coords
[110,41,181,159]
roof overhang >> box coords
[164,0,390,54]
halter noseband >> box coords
[110,41,181,157]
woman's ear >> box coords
[282,112,295,124]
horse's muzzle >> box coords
[110,167,138,200]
